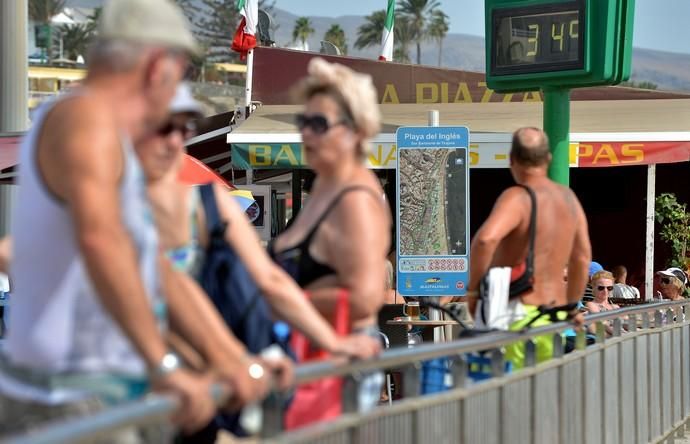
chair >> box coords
[377,304,408,348]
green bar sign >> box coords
[232,143,307,169]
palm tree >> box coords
[57,23,93,60]
[354,10,387,50]
[427,10,449,66]
[292,17,315,50]
[393,15,415,64]
[397,0,441,64]
[324,24,348,55]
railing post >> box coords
[575,329,587,351]
[595,322,607,343]
[342,374,359,413]
[524,339,537,367]
[490,348,505,377]
[403,362,421,397]
[552,333,564,358]
[628,314,638,333]
[612,318,623,337]
[451,354,469,388]
[260,392,286,438]
[655,310,665,328]
[642,311,651,329]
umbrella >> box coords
[179,155,259,221]
[229,189,260,223]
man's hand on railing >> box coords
[331,334,382,360]
[218,356,275,412]
[153,368,217,433]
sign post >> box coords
[396,126,470,298]
[485,0,635,185]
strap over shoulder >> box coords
[199,183,226,240]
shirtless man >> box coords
[466,127,591,368]
[0,0,269,439]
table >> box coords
[386,319,458,327]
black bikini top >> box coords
[269,186,380,288]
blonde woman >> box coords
[586,270,620,336]
[269,59,391,416]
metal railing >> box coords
[5,300,690,444]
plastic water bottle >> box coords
[239,344,286,434]
[407,331,423,347]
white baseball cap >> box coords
[657,267,688,286]
[99,0,200,56]
[169,83,203,117]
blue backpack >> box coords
[196,184,292,438]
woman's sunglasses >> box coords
[157,120,197,139]
[661,277,672,285]
[295,113,349,135]
[597,285,614,292]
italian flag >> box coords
[231,0,259,60]
[379,0,395,61]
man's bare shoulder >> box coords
[496,185,531,206]
[43,95,121,161]
[47,94,117,137]
[552,182,584,216]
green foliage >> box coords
[354,10,386,50]
[194,0,241,63]
[324,24,348,55]
[655,193,690,268]
[354,10,414,63]
[56,23,92,60]
[292,17,315,48]
[427,9,449,66]
[397,0,440,64]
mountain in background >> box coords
[63,1,690,92]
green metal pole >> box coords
[543,87,571,186]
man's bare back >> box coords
[490,179,588,307]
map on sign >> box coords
[399,149,467,256]
[396,126,470,297]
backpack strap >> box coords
[199,183,227,243]
[517,185,537,281]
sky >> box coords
[279,0,690,55]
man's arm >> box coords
[45,100,168,367]
[566,191,592,305]
[467,188,525,314]
[0,236,11,275]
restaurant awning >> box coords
[227,100,690,169]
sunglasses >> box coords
[597,285,614,292]
[157,120,197,139]
[661,277,672,285]
[295,113,349,135]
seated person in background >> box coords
[582,261,603,302]
[656,267,688,301]
[612,265,640,299]
[586,270,621,336]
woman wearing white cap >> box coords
[137,84,380,357]
[656,267,688,300]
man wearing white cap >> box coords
[0,0,263,439]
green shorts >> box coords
[504,304,568,370]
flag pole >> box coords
[244,48,254,119]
